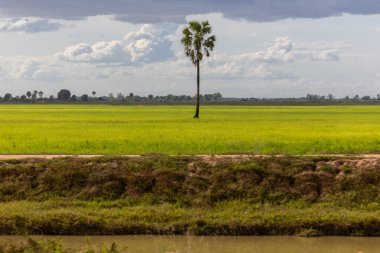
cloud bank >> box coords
[9,58,64,82]
[0,18,62,33]
[0,31,343,84]
[1,0,380,23]
[56,24,174,65]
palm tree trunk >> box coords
[194,60,200,119]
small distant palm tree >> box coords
[92,91,96,99]
[38,91,44,100]
[32,90,38,101]
[181,21,216,119]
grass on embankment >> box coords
[0,155,379,236]
[1,201,379,236]
[3,105,380,154]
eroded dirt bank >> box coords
[0,155,379,236]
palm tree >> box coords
[38,91,44,100]
[181,21,216,119]
[32,90,38,101]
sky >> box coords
[0,0,380,98]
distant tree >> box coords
[167,94,174,101]
[204,94,213,101]
[129,93,134,100]
[117,93,125,100]
[4,93,12,101]
[81,94,89,101]
[38,91,44,100]
[213,92,223,101]
[327,94,334,101]
[362,95,371,101]
[57,89,71,100]
[49,95,54,101]
[26,91,32,99]
[182,20,216,118]
[71,95,77,101]
[20,95,27,101]
[92,91,96,99]
[377,94,380,100]
[148,94,154,100]
[32,90,38,101]
[108,93,115,100]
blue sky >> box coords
[0,0,380,98]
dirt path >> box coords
[1,154,380,160]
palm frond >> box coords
[201,21,212,35]
[203,48,210,57]
[203,35,216,51]
[189,21,202,33]
[201,21,210,28]
[181,20,216,65]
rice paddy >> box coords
[1,104,380,154]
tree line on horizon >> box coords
[0,89,224,103]
[1,89,380,104]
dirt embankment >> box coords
[0,155,379,235]
[0,154,379,204]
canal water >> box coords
[0,236,379,253]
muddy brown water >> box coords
[0,236,379,253]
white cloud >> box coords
[10,59,39,79]
[9,58,63,82]
[293,41,352,62]
[124,24,175,62]
[253,37,293,63]
[183,36,343,80]
[0,31,347,87]
[135,36,342,81]
[56,24,174,65]
[56,41,127,64]
[247,37,344,64]
[249,65,297,80]
[297,41,353,50]
[203,60,297,80]
[31,68,64,82]
[0,18,63,33]
[317,50,339,61]
[143,51,298,81]
[218,37,341,65]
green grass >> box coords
[1,104,380,154]
[0,200,379,236]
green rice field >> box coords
[1,104,380,154]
